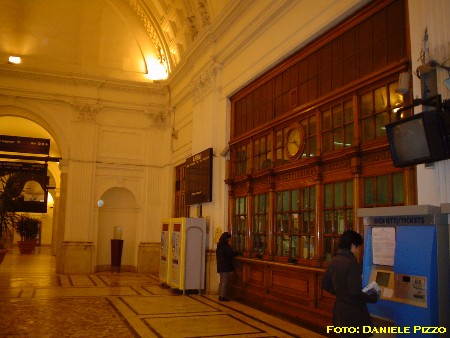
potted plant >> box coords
[15,215,40,254]
[0,173,26,263]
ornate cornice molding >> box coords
[0,94,19,105]
[127,0,168,68]
[0,67,166,96]
[126,0,212,74]
[198,0,211,27]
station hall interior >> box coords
[0,0,450,336]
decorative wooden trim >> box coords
[289,88,298,107]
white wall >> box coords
[408,0,450,206]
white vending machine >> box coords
[169,217,207,293]
[159,219,172,285]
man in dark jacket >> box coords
[216,232,239,301]
[322,230,378,337]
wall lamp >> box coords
[397,72,410,94]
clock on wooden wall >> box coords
[285,124,305,159]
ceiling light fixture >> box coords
[8,56,21,64]
[145,57,168,81]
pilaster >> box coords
[55,160,68,273]
[58,104,99,274]
[64,103,99,241]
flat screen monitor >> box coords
[385,110,449,167]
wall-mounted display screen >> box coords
[185,148,213,205]
[385,110,449,167]
[376,271,391,287]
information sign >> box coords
[0,135,50,155]
[185,148,213,205]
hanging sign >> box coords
[0,135,50,155]
[0,161,47,172]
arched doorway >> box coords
[0,114,61,253]
[96,187,138,272]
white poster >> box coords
[372,227,396,266]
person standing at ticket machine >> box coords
[322,230,379,337]
[216,232,239,302]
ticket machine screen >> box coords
[376,271,391,287]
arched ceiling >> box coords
[0,0,231,82]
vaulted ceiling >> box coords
[0,0,231,82]
[0,0,236,164]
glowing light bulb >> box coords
[8,56,21,64]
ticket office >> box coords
[226,0,415,326]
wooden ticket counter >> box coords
[231,257,333,329]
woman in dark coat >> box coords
[216,232,239,301]
[322,230,378,337]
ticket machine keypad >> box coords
[394,274,427,307]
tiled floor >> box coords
[0,247,326,338]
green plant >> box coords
[15,216,40,241]
[0,173,28,248]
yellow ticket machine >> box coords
[159,219,172,285]
[169,217,206,293]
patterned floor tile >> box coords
[0,297,137,338]
[35,286,140,298]
[120,294,218,316]
[0,248,327,338]
[97,273,159,286]
[144,313,263,338]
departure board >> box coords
[185,148,213,205]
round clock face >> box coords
[285,125,305,158]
